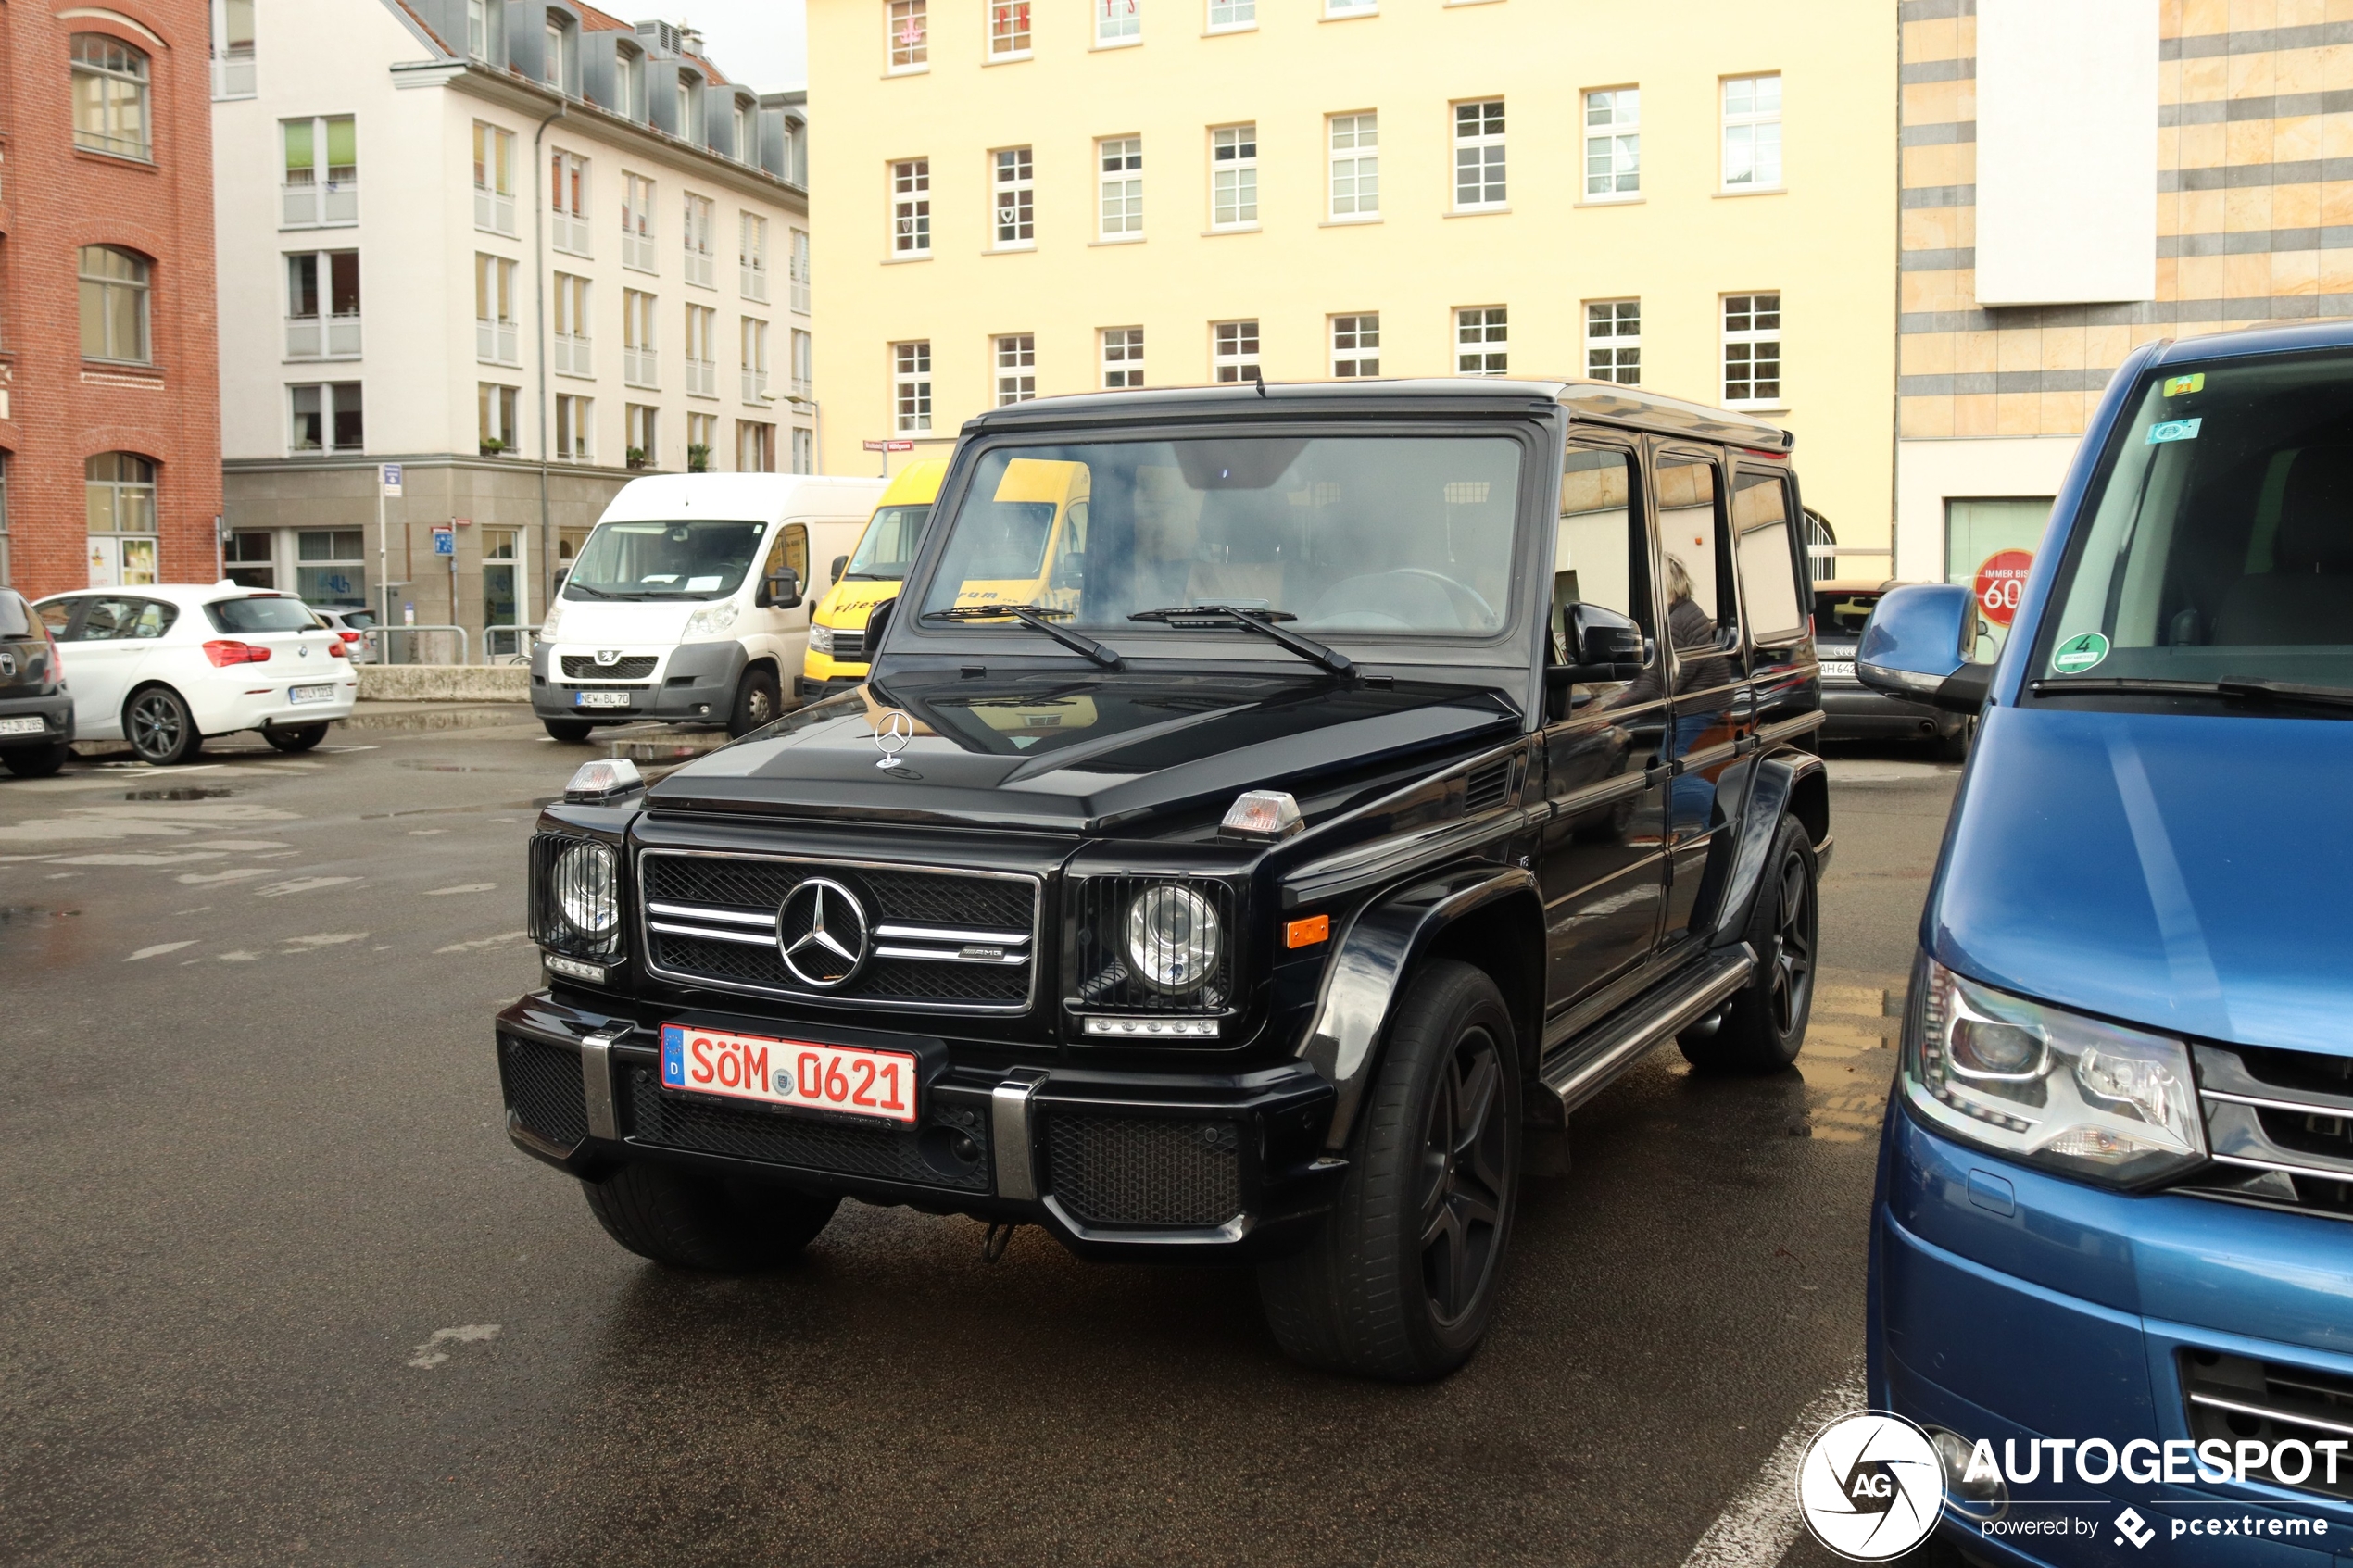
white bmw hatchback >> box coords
[31,583,359,765]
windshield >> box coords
[561,519,766,601]
[1813,588,1881,640]
[2041,353,2353,694]
[336,608,378,630]
[916,436,1524,636]
[206,597,319,633]
[845,504,930,580]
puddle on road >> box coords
[0,905,83,958]
[122,787,238,802]
[396,760,516,774]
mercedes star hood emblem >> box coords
[873,709,914,771]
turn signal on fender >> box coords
[1285,914,1330,949]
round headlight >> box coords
[1124,884,1221,992]
[554,842,617,935]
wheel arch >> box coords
[121,678,201,736]
[1706,747,1828,947]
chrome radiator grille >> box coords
[638,850,1039,1012]
[2179,1043,2353,1220]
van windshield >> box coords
[561,520,765,601]
[2040,353,2353,699]
[914,435,1524,636]
[843,504,930,580]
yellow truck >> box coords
[799,457,1090,700]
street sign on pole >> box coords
[862,439,915,453]
[431,525,455,557]
[380,463,403,496]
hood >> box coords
[817,582,901,624]
[649,670,1520,834]
[545,596,706,645]
[1933,704,2353,1056]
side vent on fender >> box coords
[1464,759,1514,815]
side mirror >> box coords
[830,554,849,586]
[1856,583,1993,713]
[1049,551,1086,593]
[863,594,898,663]
[759,566,803,611]
[1568,602,1644,665]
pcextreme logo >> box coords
[1796,1411,1944,1561]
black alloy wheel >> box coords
[1679,814,1818,1073]
[1420,1025,1511,1326]
[1765,847,1815,1039]
[126,686,202,766]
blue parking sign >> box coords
[431,525,455,557]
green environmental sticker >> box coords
[2052,633,2111,673]
[2146,418,2202,445]
[2163,372,2205,396]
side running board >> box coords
[1539,944,1757,1114]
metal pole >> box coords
[377,473,389,633]
[531,100,566,641]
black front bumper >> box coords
[496,990,1343,1262]
[0,690,74,748]
[531,640,749,725]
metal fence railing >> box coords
[371,624,471,667]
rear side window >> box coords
[82,597,177,640]
[37,598,78,639]
[207,596,319,633]
[1732,470,1806,645]
[0,591,29,638]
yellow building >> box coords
[809,0,1897,548]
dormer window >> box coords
[544,12,576,94]
[613,42,642,119]
[734,99,752,162]
[675,69,699,140]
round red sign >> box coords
[1972,549,2034,627]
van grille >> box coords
[2180,1349,2353,1501]
[826,630,867,662]
[562,654,659,680]
[2179,1044,2353,1221]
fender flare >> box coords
[1296,862,1539,1152]
[1706,747,1829,947]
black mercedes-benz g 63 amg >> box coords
[496,378,1831,1381]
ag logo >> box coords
[1795,1411,1944,1561]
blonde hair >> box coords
[1664,554,1696,606]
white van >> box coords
[531,474,885,743]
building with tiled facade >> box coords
[1895,0,2353,618]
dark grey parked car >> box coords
[1814,580,1969,759]
[0,589,75,777]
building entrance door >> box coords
[87,534,158,587]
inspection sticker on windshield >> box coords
[2163,372,2205,396]
[2052,633,2111,673]
[2146,417,2202,445]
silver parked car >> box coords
[308,606,378,663]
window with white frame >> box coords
[622,172,656,270]
[625,403,657,468]
[283,115,358,227]
[290,383,364,453]
[1453,100,1504,209]
[473,253,517,365]
[1328,113,1378,219]
[1722,74,1782,191]
[71,34,150,159]
[1096,0,1139,46]
[790,426,814,474]
[994,147,1035,246]
[554,394,592,461]
[1455,307,1506,375]
[740,211,769,299]
[791,328,812,395]
[1211,124,1256,228]
[1583,89,1640,199]
[789,229,811,312]
[675,69,699,144]
[741,317,770,404]
[1099,137,1142,239]
[887,0,927,69]
[686,411,716,470]
[212,0,256,98]
[1331,313,1378,377]
[544,12,577,94]
[472,121,516,234]
[685,304,717,396]
[995,332,1035,404]
[1212,320,1259,383]
[613,42,643,120]
[1585,300,1641,384]
[736,420,775,473]
[623,288,657,387]
[683,193,715,286]
[467,0,490,57]
[893,158,931,256]
[478,383,520,452]
[990,1,1031,56]
[1326,0,1375,16]
[895,341,933,432]
[80,246,151,363]
[732,99,754,164]
[552,272,591,377]
[550,150,589,255]
[1101,327,1144,388]
[1722,293,1780,406]
[284,250,360,359]
[1208,0,1254,31]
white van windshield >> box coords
[562,520,765,601]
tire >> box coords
[581,1160,840,1273]
[728,665,781,738]
[1258,959,1521,1381]
[1679,815,1818,1073]
[1931,720,1973,763]
[2,741,70,779]
[263,723,329,753]
[542,718,597,744]
[124,685,203,766]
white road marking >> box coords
[423,883,497,896]
[176,868,271,885]
[1678,1358,1867,1567]
[434,930,528,954]
[53,850,230,867]
[172,906,213,915]
[125,941,196,962]
[188,839,291,851]
[44,872,82,880]
[407,829,449,836]
[255,876,359,897]
[219,950,260,962]
[408,1323,500,1369]
[280,932,369,950]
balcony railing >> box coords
[623,346,658,388]
[742,368,768,405]
[286,312,362,359]
[685,247,714,288]
[686,358,716,397]
[554,333,592,378]
[474,187,516,236]
[477,320,519,365]
[791,375,812,399]
[554,212,592,257]
[283,171,358,228]
[741,263,768,302]
[623,230,657,272]
[212,48,256,100]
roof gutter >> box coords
[532,97,566,629]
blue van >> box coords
[1858,322,2353,1565]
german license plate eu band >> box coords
[659,1022,918,1124]
[0,716,44,736]
[289,684,335,703]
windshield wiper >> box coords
[2032,675,2353,711]
[1128,604,1357,680]
[923,603,1124,669]
[564,583,619,599]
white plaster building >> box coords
[212,0,812,646]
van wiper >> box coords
[564,583,619,599]
[2032,675,2353,712]
[1128,604,1357,680]
[923,603,1124,670]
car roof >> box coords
[959,376,1795,454]
[1814,578,1904,594]
[35,583,297,608]
[2151,315,2353,368]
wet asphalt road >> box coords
[0,710,1959,1568]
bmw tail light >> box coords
[327,639,348,658]
[203,640,271,667]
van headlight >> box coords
[1126,884,1223,992]
[537,601,563,642]
[807,621,835,656]
[684,603,738,639]
[1902,955,2206,1186]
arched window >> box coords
[71,34,151,158]
[79,246,152,363]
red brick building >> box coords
[0,0,220,596]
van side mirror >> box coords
[759,566,803,611]
[1856,583,1993,713]
[830,554,849,586]
[1050,551,1086,593]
